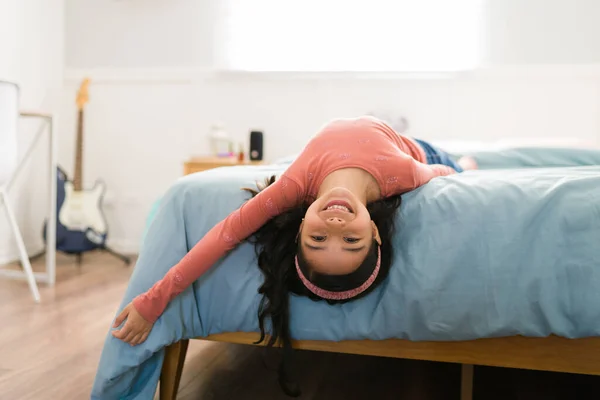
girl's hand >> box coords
[111,302,154,346]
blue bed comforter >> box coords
[92,149,600,399]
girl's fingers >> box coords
[113,320,135,340]
[112,323,131,339]
[122,330,137,344]
[113,305,130,328]
[139,332,149,345]
[129,333,143,346]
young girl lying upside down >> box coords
[111,116,476,394]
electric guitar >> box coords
[43,78,109,253]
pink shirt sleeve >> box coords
[132,174,304,323]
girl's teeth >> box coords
[327,205,350,212]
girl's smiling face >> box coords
[298,187,381,276]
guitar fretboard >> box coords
[73,109,84,191]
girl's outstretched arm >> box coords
[112,174,304,344]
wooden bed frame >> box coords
[158,333,600,400]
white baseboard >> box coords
[0,239,45,266]
[0,237,139,266]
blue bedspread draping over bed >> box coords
[92,148,600,399]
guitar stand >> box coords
[28,247,132,268]
[73,246,132,267]
[100,246,132,266]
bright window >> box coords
[215,0,484,72]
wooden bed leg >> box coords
[159,339,189,400]
[460,364,474,400]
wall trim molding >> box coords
[471,64,600,80]
[64,67,202,84]
[64,64,600,84]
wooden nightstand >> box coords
[183,156,263,176]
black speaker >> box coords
[249,130,263,161]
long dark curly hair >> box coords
[243,175,402,396]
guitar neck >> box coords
[73,109,84,191]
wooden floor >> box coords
[1,252,600,399]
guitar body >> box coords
[42,78,118,257]
[43,166,108,253]
[60,180,107,235]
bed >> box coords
[91,146,600,400]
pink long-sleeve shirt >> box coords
[132,116,456,322]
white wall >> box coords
[65,0,213,68]
[486,0,600,64]
[60,0,600,254]
[0,0,65,264]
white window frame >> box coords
[213,0,484,79]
